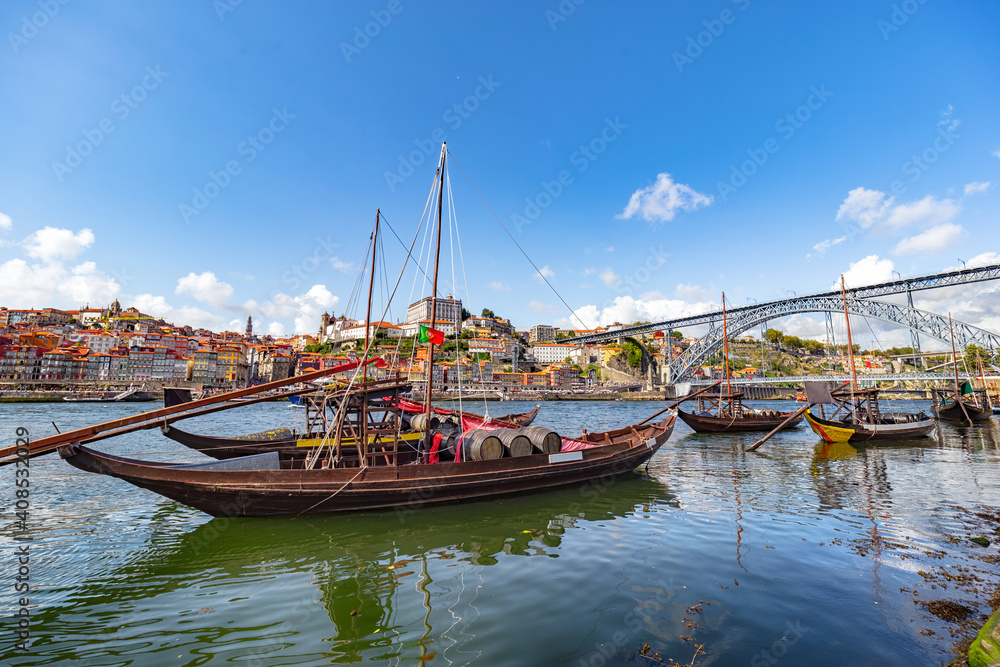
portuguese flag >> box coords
[418,325,445,345]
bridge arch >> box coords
[667,296,1000,382]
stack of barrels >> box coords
[461,425,562,461]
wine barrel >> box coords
[461,429,503,461]
[520,425,561,454]
[409,413,440,432]
[495,428,533,457]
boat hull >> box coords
[931,402,993,422]
[61,414,675,517]
[677,409,802,433]
[805,410,935,443]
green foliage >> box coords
[461,307,471,321]
[621,341,643,368]
[304,341,335,355]
[481,308,495,319]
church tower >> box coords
[245,315,253,337]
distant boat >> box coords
[677,293,802,434]
[63,386,140,403]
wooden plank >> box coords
[0,358,379,465]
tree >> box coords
[481,308,495,319]
[461,307,471,321]
[765,328,783,344]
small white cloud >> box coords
[532,265,555,283]
[617,173,712,224]
[605,246,615,253]
[527,300,558,314]
[837,255,895,289]
[175,271,235,309]
[0,213,11,232]
[836,188,893,229]
[892,223,965,255]
[489,281,510,291]
[23,226,95,261]
[812,235,847,255]
[599,267,621,288]
[268,321,287,336]
[884,196,960,230]
[330,257,354,274]
[582,268,597,276]
[938,105,960,133]
[993,149,1000,160]
[964,181,991,196]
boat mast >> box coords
[422,143,447,433]
[364,209,380,360]
[948,312,961,394]
[841,275,859,392]
[722,292,731,397]
[977,349,988,407]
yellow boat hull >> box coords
[804,411,854,443]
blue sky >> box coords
[1,1,998,345]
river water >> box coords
[2,399,1000,666]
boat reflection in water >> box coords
[13,473,674,665]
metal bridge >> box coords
[691,372,1000,386]
[563,263,1000,383]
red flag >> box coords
[418,325,445,345]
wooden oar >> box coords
[745,403,811,452]
[636,381,722,426]
[0,357,380,466]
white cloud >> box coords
[555,291,718,330]
[0,258,120,307]
[993,149,1000,160]
[675,283,709,301]
[252,284,339,334]
[605,246,615,253]
[532,265,555,283]
[330,257,354,274]
[964,181,991,196]
[0,213,11,232]
[131,293,228,330]
[892,223,965,255]
[837,255,895,289]
[812,235,847,255]
[268,321,287,336]
[617,173,712,224]
[489,281,510,291]
[599,267,621,288]
[884,196,960,230]
[964,252,1000,268]
[175,271,235,309]
[527,300,558,314]
[938,105,960,133]
[582,268,597,276]
[23,226,95,261]
[836,187,893,229]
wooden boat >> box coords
[930,386,993,422]
[677,294,801,434]
[677,392,803,433]
[59,410,676,516]
[804,276,935,444]
[804,390,936,443]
